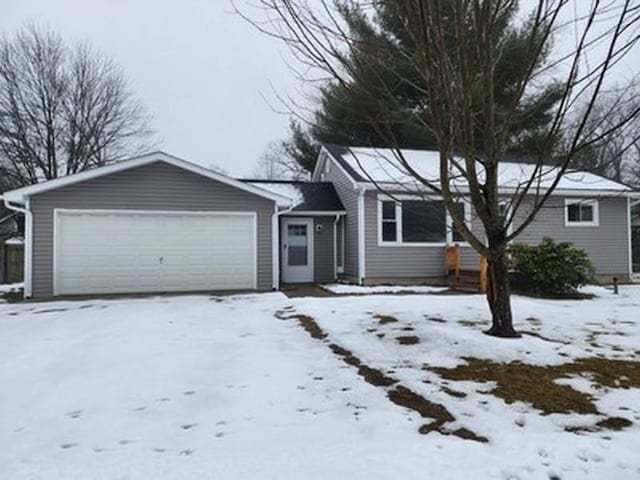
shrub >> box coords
[509,237,595,296]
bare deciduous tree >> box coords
[252,140,309,180]
[0,24,154,189]
[237,0,640,337]
[571,87,640,183]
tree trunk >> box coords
[484,249,520,338]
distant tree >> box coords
[0,24,153,190]
[571,87,640,184]
[239,0,640,337]
[252,139,308,180]
[269,1,564,173]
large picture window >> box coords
[402,200,446,243]
[378,197,469,245]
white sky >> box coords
[2,0,298,177]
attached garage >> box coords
[2,152,290,298]
[54,210,257,295]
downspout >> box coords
[3,196,32,299]
[357,186,366,285]
[628,196,634,279]
[332,214,341,281]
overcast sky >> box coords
[2,1,638,178]
[2,0,298,177]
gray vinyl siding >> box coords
[514,196,630,276]
[314,216,336,283]
[322,157,359,278]
[363,192,630,280]
[29,161,275,298]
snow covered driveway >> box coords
[1,287,639,479]
[0,293,461,479]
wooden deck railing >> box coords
[444,244,487,293]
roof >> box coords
[2,151,292,206]
[320,144,638,197]
[242,180,345,213]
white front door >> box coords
[281,218,314,283]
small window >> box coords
[565,199,598,227]
[381,201,398,242]
[402,200,446,243]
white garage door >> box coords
[54,210,257,295]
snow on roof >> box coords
[331,146,634,195]
[4,237,24,246]
[246,182,304,208]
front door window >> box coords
[288,224,308,266]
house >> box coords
[311,145,638,285]
[1,148,636,299]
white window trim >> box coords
[377,194,472,247]
[564,198,599,227]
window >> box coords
[379,197,469,245]
[381,201,398,242]
[565,199,599,227]
[287,224,308,265]
[402,200,446,243]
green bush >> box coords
[509,237,595,296]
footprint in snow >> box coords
[184,390,196,396]
[118,440,135,446]
[60,443,78,449]
[135,406,147,412]
[180,449,195,456]
[67,410,82,419]
[153,448,166,453]
[180,423,198,430]
[215,432,225,438]
[216,420,227,426]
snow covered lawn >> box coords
[1,287,639,479]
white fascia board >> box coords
[317,146,360,189]
[310,147,328,181]
[358,181,638,199]
[2,151,292,206]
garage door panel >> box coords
[55,211,257,295]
